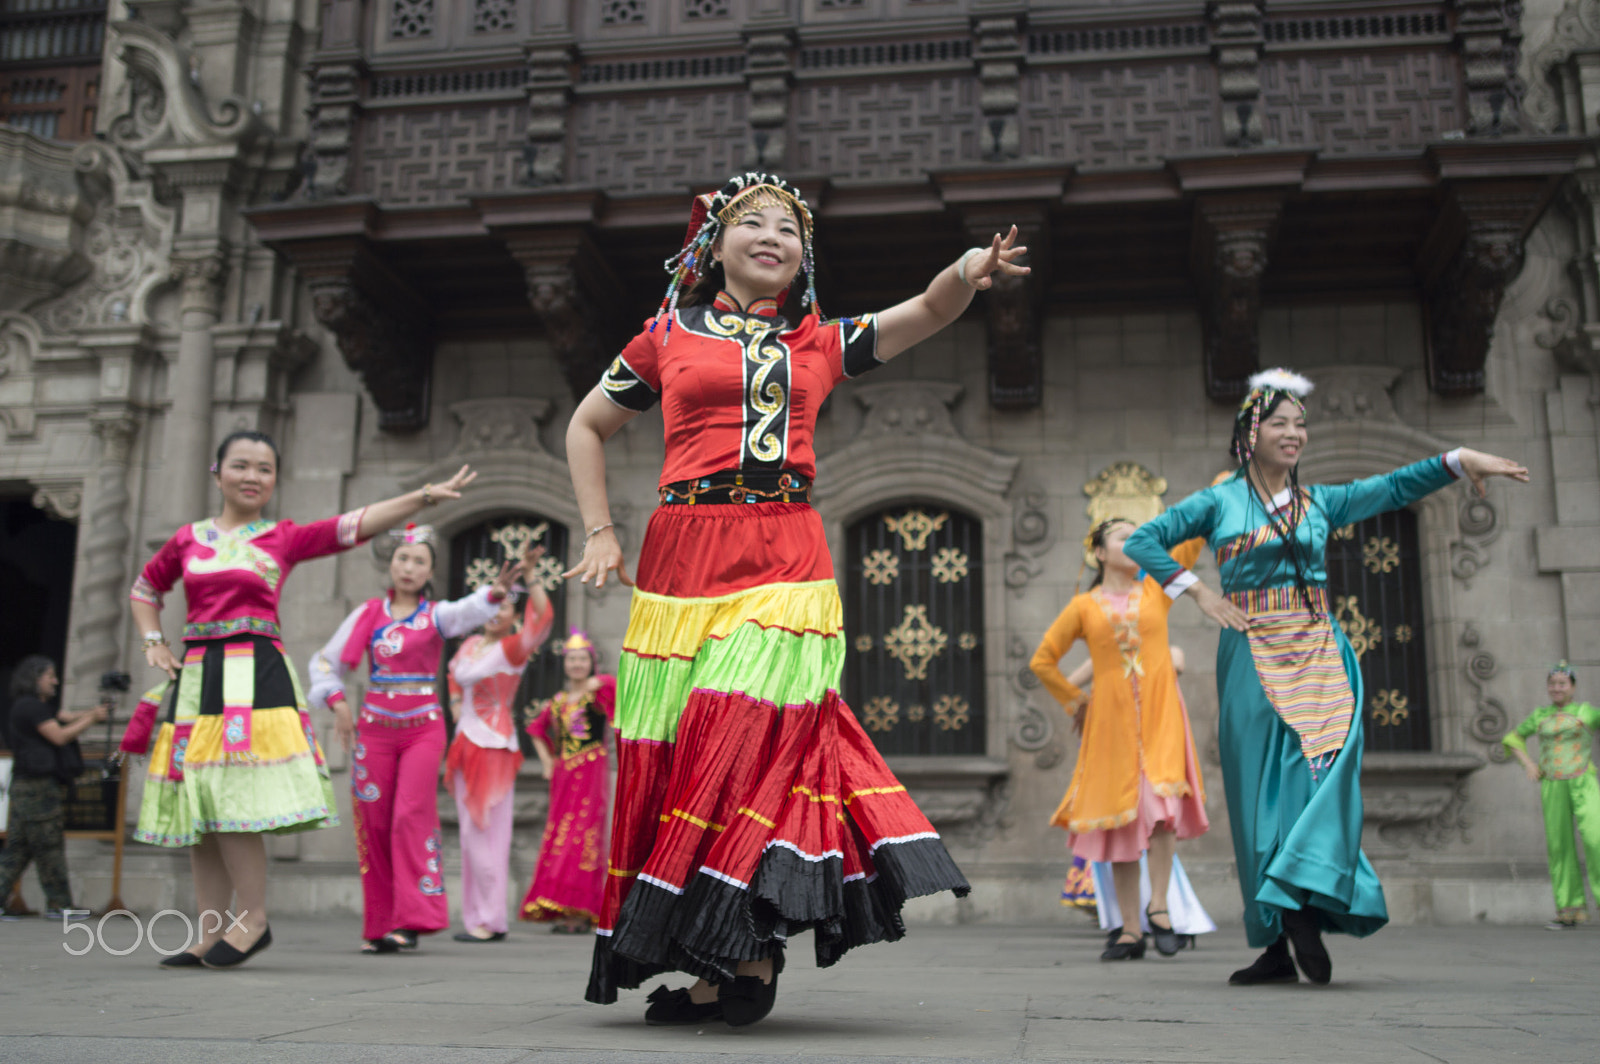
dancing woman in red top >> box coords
[564,172,1028,1026]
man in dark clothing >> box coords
[1,656,105,917]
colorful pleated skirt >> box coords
[134,634,338,847]
[587,501,969,1004]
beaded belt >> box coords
[1226,585,1330,615]
[658,469,812,506]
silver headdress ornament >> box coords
[390,523,437,547]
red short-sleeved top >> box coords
[599,292,882,485]
[130,511,367,641]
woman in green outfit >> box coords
[1503,663,1600,930]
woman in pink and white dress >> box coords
[307,524,523,954]
[444,544,554,942]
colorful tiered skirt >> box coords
[134,634,338,847]
[587,502,969,1004]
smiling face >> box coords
[36,665,59,701]
[1252,396,1309,477]
[214,439,277,514]
[715,204,803,304]
[389,543,435,596]
[1548,671,1575,707]
[1094,520,1140,579]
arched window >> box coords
[1325,507,1431,752]
[447,513,571,735]
[844,503,985,756]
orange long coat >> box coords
[1030,538,1205,835]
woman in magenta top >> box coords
[307,525,524,954]
[129,429,478,969]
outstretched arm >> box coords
[874,227,1031,361]
[564,387,640,589]
[356,465,479,541]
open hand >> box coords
[1457,448,1529,497]
[1189,582,1249,632]
[489,557,526,600]
[145,642,180,680]
[431,464,478,502]
[962,226,1032,290]
[562,528,634,589]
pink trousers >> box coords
[453,771,515,934]
[352,715,449,941]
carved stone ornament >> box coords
[1453,0,1524,136]
[1305,365,1402,424]
[1210,1,1265,147]
[30,479,84,522]
[1003,488,1051,593]
[506,230,624,402]
[1449,492,1500,587]
[72,413,141,687]
[449,398,553,458]
[744,29,794,169]
[107,22,266,154]
[1194,195,1281,402]
[1361,752,1483,853]
[1082,462,1168,567]
[0,313,40,439]
[523,44,576,186]
[974,15,1023,161]
[1461,623,1511,762]
[1524,0,1600,134]
[301,62,363,200]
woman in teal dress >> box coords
[1124,369,1528,986]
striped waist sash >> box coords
[1227,585,1329,616]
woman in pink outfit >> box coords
[308,524,523,953]
[521,631,616,933]
[445,544,555,942]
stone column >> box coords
[164,249,226,530]
[72,413,140,688]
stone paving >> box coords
[0,916,1595,1064]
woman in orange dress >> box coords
[1031,519,1209,960]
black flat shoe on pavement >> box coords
[720,972,779,1027]
[1229,937,1298,985]
[1100,934,1146,961]
[1147,907,1181,957]
[361,937,399,954]
[644,985,723,1026]
[452,931,507,943]
[384,929,419,950]
[201,925,272,969]
[1282,908,1331,985]
[159,949,205,968]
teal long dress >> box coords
[1124,454,1460,947]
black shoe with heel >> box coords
[1146,907,1181,957]
[1228,936,1297,985]
[1281,907,1331,984]
[1100,933,1147,961]
[200,925,272,970]
[644,985,723,1026]
[720,971,779,1027]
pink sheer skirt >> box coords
[1067,733,1208,864]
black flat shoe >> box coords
[1100,934,1146,961]
[452,931,507,943]
[720,971,779,1027]
[1229,937,1298,985]
[1282,908,1331,985]
[361,937,399,954]
[644,985,723,1026]
[159,949,205,969]
[384,929,419,950]
[200,925,272,969]
[1147,907,1181,957]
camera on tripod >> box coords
[98,670,132,694]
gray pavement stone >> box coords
[0,916,1595,1063]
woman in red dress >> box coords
[563,172,1029,1026]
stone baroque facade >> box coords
[0,0,1596,926]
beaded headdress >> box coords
[1233,368,1315,464]
[391,523,437,547]
[560,628,600,667]
[1550,660,1578,682]
[652,172,818,343]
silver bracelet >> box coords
[956,247,986,289]
[585,522,614,542]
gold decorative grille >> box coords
[1325,508,1430,751]
[845,504,984,755]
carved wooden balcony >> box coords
[244,0,1583,427]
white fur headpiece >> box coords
[1245,368,1314,399]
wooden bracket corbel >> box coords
[1193,193,1282,403]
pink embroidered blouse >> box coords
[130,510,368,641]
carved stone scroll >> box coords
[744,26,794,169]
[1210,1,1264,147]
[974,14,1024,161]
[1193,194,1282,402]
[1461,623,1510,762]
[30,480,84,522]
[1454,0,1523,136]
[505,229,624,402]
[302,61,363,199]
[1419,182,1548,398]
[524,43,575,186]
